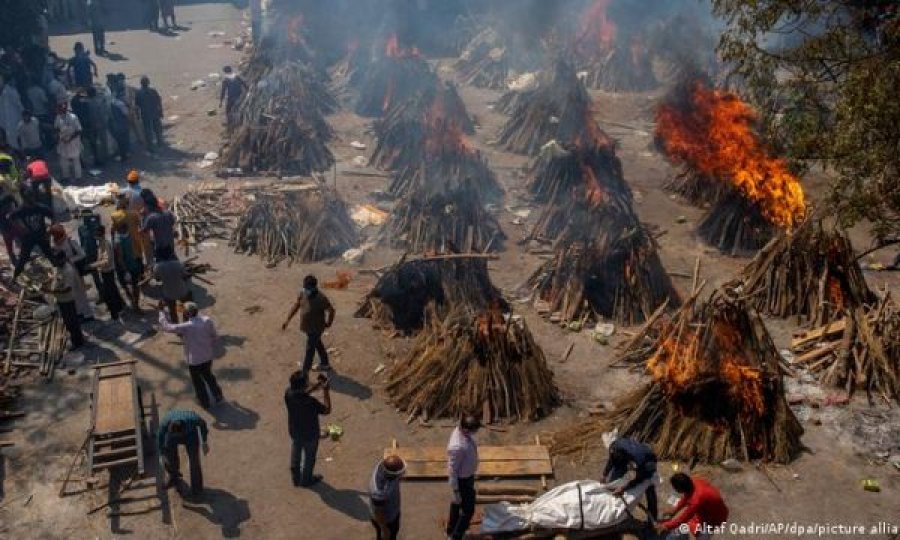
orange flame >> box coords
[648,318,766,417]
[385,33,420,59]
[656,81,806,229]
[577,0,617,54]
[476,304,506,338]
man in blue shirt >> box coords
[602,437,659,520]
[67,43,98,90]
[158,409,210,496]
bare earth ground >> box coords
[1,2,898,539]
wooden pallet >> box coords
[88,361,145,483]
[385,437,553,480]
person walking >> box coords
[89,224,124,321]
[153,245,188,323]
[158,301,224,408]
[112,219,143,310]
[54,103,83,184]
[141,192,176,256]
[44,252,86,350]
[219,66,247,130]
[282,275,335,372]
[160,0,177,29]
[157,409,209,497]
[86,0,106,56]
[368,455,406,540]
[135,76,163,151]
[602,437,659,521]
[446,415,480,540]
[284,370,331,487]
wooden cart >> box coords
[87,360,147,486]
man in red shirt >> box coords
[657,473,729,539]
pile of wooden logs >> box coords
[524,222,678,326]
[790,294,900,404]
[698,191,776,256]
[369,82,474,171]
[454,27,510,89]
[576,34,658,92]
[230,185,358,266]
[735,220,873,323]
[497,60,601,156]
[171,184,238,256]
[355,53,437,117]
[663,169,728,207]
[218,62,336,176]
[355,254,507,334]
[553,290,804,464]
[328,43,372,100]
[386,305,559,423]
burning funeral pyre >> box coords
[552,290,804,464]
[572,0,658,92]
[735,219,873,324]
[497,61,599,156]
[521,113,677,325]
[454,27,510,90]
[369,81,474,171]
[356,255,507,334]
[791,296,900,405]
[385,305,559,424]
[355,35,438,117]
[656,80,806,255]
[384,108,504,253]
[230,185,358,266]
[219,62,336,176]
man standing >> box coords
[282,275,335,372]
[153,245,189,323]
[89,224,124,321]
[284,370,331,487]
[109,92,130,161]
[17,110,43,159]
[11,192,54,277]
[44,252,86,351]
[141,193,176,255]
[85,87,109,167]
[602,437,659,521]
[66,43,98,90]
[160,0,177,29]
[157,409,210,497]
[135,76,163,151]
[657,473,729,540]
[158,301,224,409]
[54,103,83,184]
[86,0,106,56]
[446,415,480,540]
[369,455,406,540]
[219,66,247,130]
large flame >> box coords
[422,90,473,156]
[655,82,806,229]
[648,318,766,417]
[576,0,617,55]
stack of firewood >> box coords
[497,60,601,156]
[735,220,873,324]
[454,27,510,89]
[171,184,238,256]
[552,289,804,464]
[230,186,358,266]
[790,295,900,404]
[370,82,474,171]
[386,305,559,424]
[698,191,776,256]
[355,254,507,334]
[219,62,336,176]
[577,36,658,92]
[355,51,437,117]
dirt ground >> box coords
[1,2,898,539]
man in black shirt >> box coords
[135,76,164,150]
[12,191,54,277]
[602,437,659,520]
[284,371,331,487]
[218,66,247,131]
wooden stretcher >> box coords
[87,360,147,486]
[384,436,553,480]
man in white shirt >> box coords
[0,76,23,151]
[446,415,480,540]
[17,110,43,159]
[54,103,83,183]
[158,302,224,408]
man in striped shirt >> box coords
[157,409,209,496]
[446,415,480,540]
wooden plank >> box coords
[793,341,841,363]
[791,319,847,349]
[384,445,550,462]
[91,456,138,471]
[94,374,136,435]
[402,459,552,479]
[93,433,137,447]
[93,444,137,460]
[90,359,138,370]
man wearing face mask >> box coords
[282,274,336,372]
